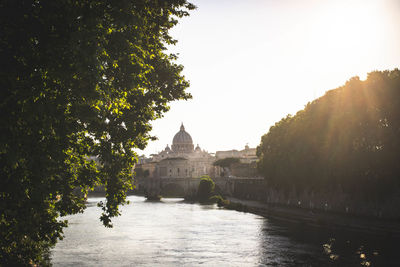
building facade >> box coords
[136,124,217,178]
[135,124,258,179]
[215,144,257,164]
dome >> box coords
[195,144,201,152]
[173,124,193,145]
[164,144,171,152]
[171,123,194,153]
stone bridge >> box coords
[134,177,264,199]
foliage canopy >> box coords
[197,176,215,202]
[213,157,240,168]
[0,0,194,265]
[257,69,400,200]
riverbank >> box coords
[89,189,400,237]
[225,197,400,237]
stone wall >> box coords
[230,162,259,177]
[231,180,400,219]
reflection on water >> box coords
[51,196,399,266]
[262,218,399,266]
[320,234,397,266]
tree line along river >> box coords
[51,196,399,266]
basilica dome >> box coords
[172,124,194,153]
[173,124,193,144]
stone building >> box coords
[136,124,217,178]
[214,144,258,177]
[135,123,260,179]
[215,144,257,164]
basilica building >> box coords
[136,124,217,178]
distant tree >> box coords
[257,69,400,199]
[213,157,240,168]
[197,176,215,202]
[214,157,240,177]
[0,0,194,265]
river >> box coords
[51,196,399,266]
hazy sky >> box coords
[140,0,400,156]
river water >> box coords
[51,196,399,266]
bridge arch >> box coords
[160,183,185,197]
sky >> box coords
[140,0,400,156]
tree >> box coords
[257,69,400,200]
[197,176,215,202]
[213,157,240,177]
[0,0,195,265]
[213,157,240,168]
